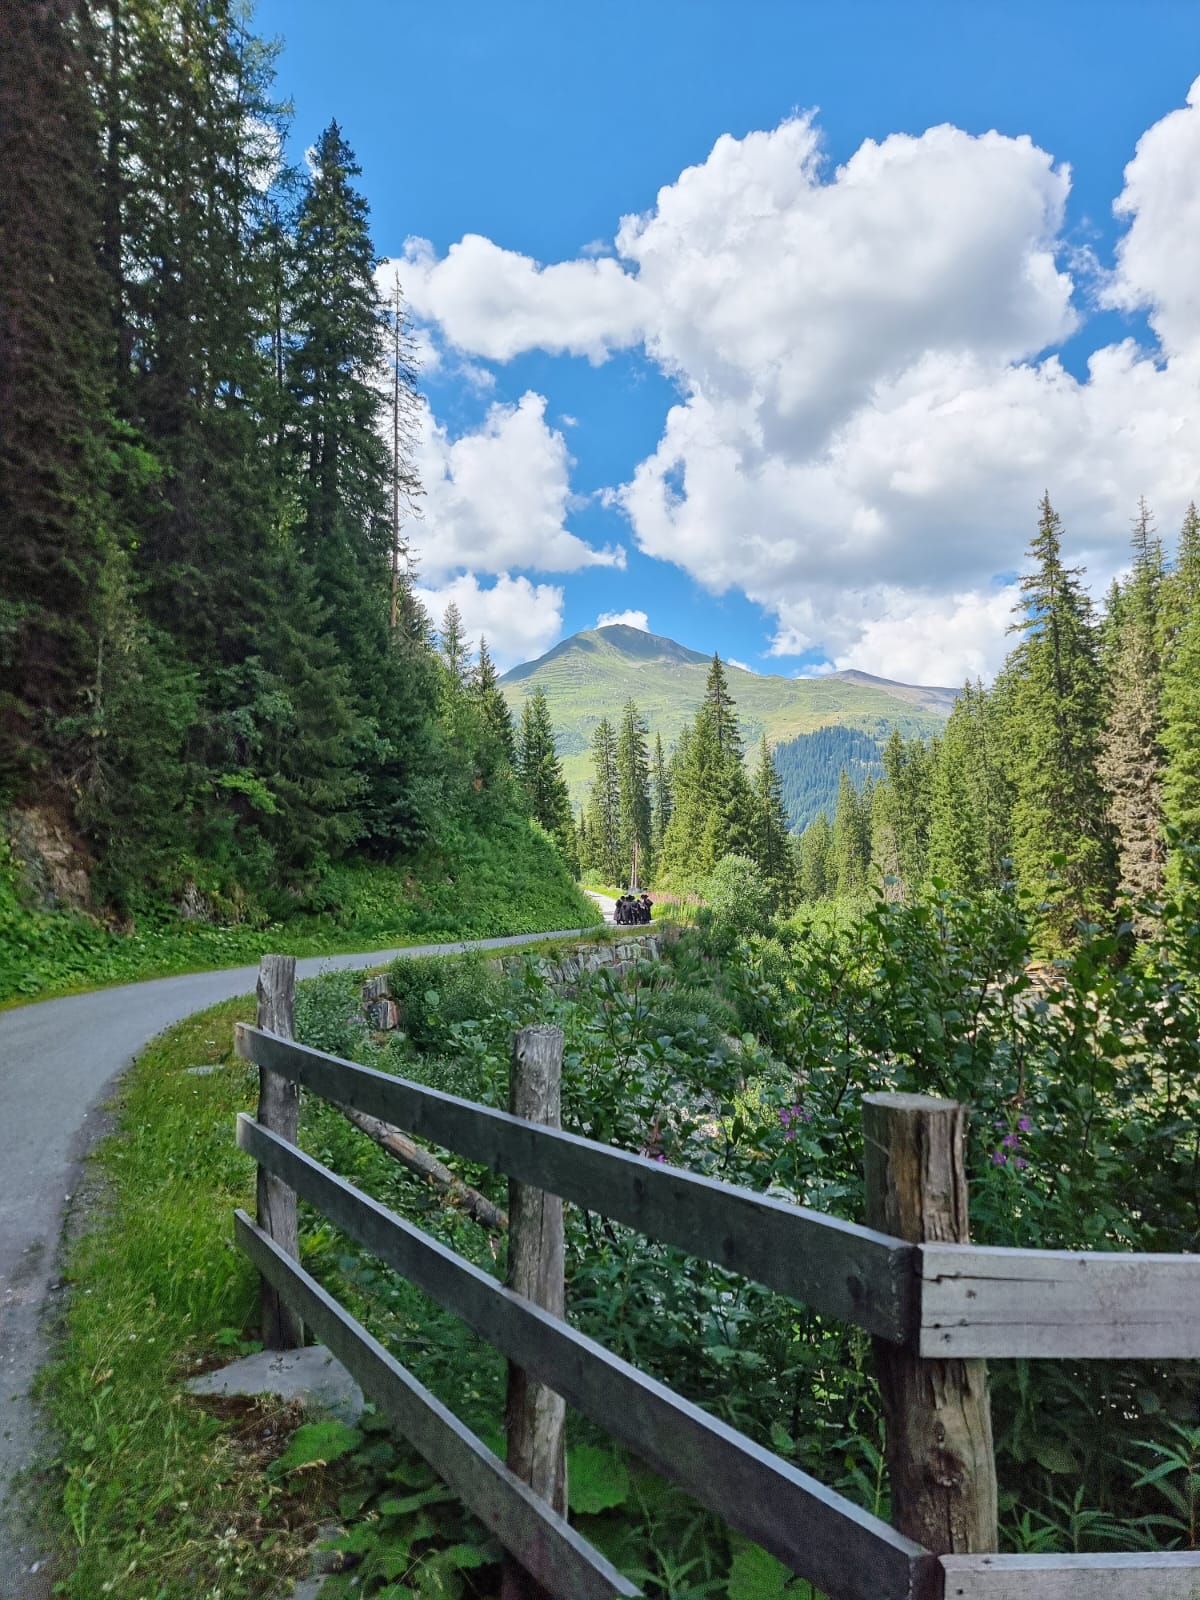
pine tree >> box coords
[797,813,834,901]
[585,717,622,883]
[1161,505,1200,864]
[1099,502,1167,916]
[927,682,1009,895]
[440,602,468,688]
[650,731,672,871]
[616,699,652,885]
[286,119,436,854]
[0,0,115,790]
[470,637,515,763]
[516,689,573,859]
[832,769,871,898]
[750,737,796,910]
[1004,494,1115,942]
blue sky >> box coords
[255,1,1200,683]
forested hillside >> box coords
[0,0,594,998]
[567,496,1200,951]
[500,623,950,803]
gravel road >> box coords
[0,927,588,1594]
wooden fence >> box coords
[233,956,1200,1600]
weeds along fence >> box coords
[234,955,1200,1600]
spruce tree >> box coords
[1099,502,1167,916]
[0,0,115,791]
[832,769,871,897]
[585,717,623,883]
[287,120,436,854]
[516,689,573,859]
[616,700,652,884]
[927,682,1009,895]
[470,637,515,763]
[797,813,834,901]
[1004,494,1115,942]
[1161,505,1200,864]
[750,737,796,910]
[650,731,672,871]
[440,602,468,689]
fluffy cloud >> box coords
[397,234,645,363]
[415,391,624,583]
[398,84,1200,682]
[596,608,649,630]
[414,572,564,672]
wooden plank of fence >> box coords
[234,1210,641,1600]
[503,1025,567,1600]
[863,1094,998,1556]
[235,1024,913,1341]
[940,1551,1200,1599]
[920,1244,1200,1360]
[237,1115,940,1600]
[254,955,303,1349]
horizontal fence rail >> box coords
[238,1115,936,1600]
[236,1024,915,1340]
[235,1010,1200,1600]
[235,1211,639,1600]
[920,1243,1200,1360]
[940,1551,1200,1599]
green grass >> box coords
[1,814,601,1007]
[37,996,347,1597]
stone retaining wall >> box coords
[360,930,671,1026]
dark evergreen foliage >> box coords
[772,726,882,832]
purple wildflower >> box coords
[991,1150,1007,1166]
[1017,1116,1032,1133]
[1002,1132,1021,1150]
[1014,1156,1028,1170]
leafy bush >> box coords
[705,855,771,940]
[386,951,504,1051]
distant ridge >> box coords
[501,624,710,683]
[501,625,956,816]
[825,669,958,716]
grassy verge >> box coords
[36,996,340,1596]
[1,816,600,1008]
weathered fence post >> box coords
[502,1024,567,1600]
[862,1092,997,1555]
[255,953,303,1350]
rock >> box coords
[366,998,400,1030]
[184,1063,223,1077]
[361,973,390,1004]
[184,1345,364,1425]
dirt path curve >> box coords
[0,926,589,1592]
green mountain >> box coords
[500,625,956,816]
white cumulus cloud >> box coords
[396,85,1200,684]
[396,234,645,363]
[414,572,564,672]
[596,609,650,631]
[414,391,624,583]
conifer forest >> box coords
[4,6,1200,1600]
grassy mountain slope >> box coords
[501,624,954,804]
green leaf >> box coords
[567,1444,630,1513]
[727,1544,794,1599]
[274,1419,362,1473]
[380,1486,458,1518]
[1035,1442,1078,1475]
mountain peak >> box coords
[501,624,710,683]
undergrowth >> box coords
[0,814,600,1006]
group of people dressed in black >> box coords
[615,892,653,925]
